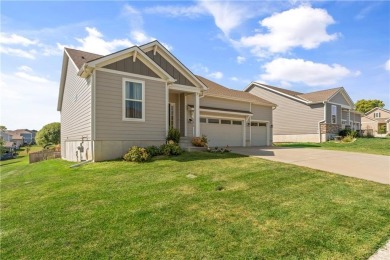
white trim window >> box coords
[374,112,381,118]
[331,105,337,124]
[123,78,145,121]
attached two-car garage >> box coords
[199,117,269,147]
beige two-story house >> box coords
[245,82,361,142]
[361,107,390,136]
[58,41,276,162]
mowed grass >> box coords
[276,137,390,156]
[1,152,390,259]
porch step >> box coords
[179,137,193,148]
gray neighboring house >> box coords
[58,40,276,162]
[8,129,36,144]
[245,82,362,142]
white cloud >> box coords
[199,0,253,36]
[236,56,246,64]
[230,77,239,81]
[0,46,37,59]
[260,58,354,86]
[208,71,223,79]
[0,33,38,46]
[191,63,223,79]
[385,59,390,71]
[57,27,134,55]
[239,6,338,56]
[18,65,33,72]
[0,71,59,130]
[144,5,205,18]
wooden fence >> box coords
[29,150,61,164]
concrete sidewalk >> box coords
[232,147,390,184]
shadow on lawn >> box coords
[153,151,247,163]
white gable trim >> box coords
[328,88,354,108]
[57,51,71,111]
[81,47,175,82]
[140,41,208,91]
[96,68,167,83]
[247,82,309,105]
[365,107,390,115]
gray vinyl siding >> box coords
[251,104,272,122]
[95,70,166,141]
[60,60,92,155]
[325,103,342,125]
[103,57,159,78]
[342,110,348,121]
[330,92,350,106]
[145,51,195,87]
[249,87,324,135]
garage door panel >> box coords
[201,122,243,147]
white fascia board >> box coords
[251,82,309,105]
[328,88,355,108]
[140,41,208,91]
[170,83,200,93]
[205,93,275,107]
[82,46,175,82]
[200,108,252,116]
[57,51,70,111]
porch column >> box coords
[348,109,351,129]
[195,92,200,137]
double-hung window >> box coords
[331,105,337,124]
[123,79,145,121]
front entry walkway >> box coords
[232,147,390,185]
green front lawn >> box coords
[276,137,390,156]
[1,152,389,259]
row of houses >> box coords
[0,129,36,149]
[57,40,384,162]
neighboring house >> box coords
[58,40,276,162]
[245,83,361,142]
[361,107,390,136]
[0,131,13,142]
[7,129,35,145]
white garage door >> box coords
[251,122,267,146]
[200,118,243,147]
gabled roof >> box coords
[365,107,390,115]
[246,82,354,107]
[297,88,341,103]
[140,41,208,91]
[196,76,276,107]
[65,48,103,69]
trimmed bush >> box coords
[191,135,208,147]
[339,129,358,138]
[145,145,162,157]
[160,142,182,156]
[166,127,180,144]
[123,146,151,162]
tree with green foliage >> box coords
[35,122,61,147]
[0,125,7,132]
[355,99,385,114]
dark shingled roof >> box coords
[196,76,275,106]
[65,48,103,69]
[297,87,342,103]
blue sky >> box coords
[1,0,389,130]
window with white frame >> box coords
[374,112,381,118]
[123,79,144,121]
[331,105,337,124]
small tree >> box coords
[355,99,385,114]
[35,122,61,147]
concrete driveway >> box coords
[232,147,390,185]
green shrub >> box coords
[166,127,180,144]
[145,145,162,157]
[123,146,151,162]
[160,142,182,156]
[191,135,208,147]
[35,122,61,147]
[342,135,354,143]
[339,129,358,138]
[207,146,231,153]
